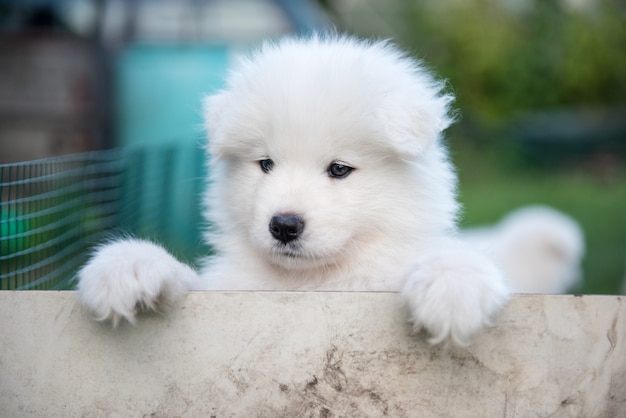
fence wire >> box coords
[0,145,207,290]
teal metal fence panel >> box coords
[0,145,207,290]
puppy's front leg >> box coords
[77,239,199,326]
[401,243,510,346]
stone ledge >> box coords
[0,291,624,417]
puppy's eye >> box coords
[327,162,354,179]
[259,159,274,173]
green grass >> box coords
[452,140,626,295]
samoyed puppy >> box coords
[462,206,585,294]
[77,35,510,345]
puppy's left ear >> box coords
[379,91,455,158]
[202,92,229,157]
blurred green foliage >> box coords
[410,1,624,125]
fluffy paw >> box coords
[76,239,198,326]
[401,247,510,346]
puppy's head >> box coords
[203,35,457,270]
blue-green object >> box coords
[116,44,231,146]
[115,45,230,259]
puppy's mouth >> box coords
[269,241,328,268]
[265,237,344,271]
[273,243,304,259]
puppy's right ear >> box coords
[378,89,455,160]
[203,92,229,158]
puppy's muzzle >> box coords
[269,213,305,244]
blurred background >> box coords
[0,0,624,293]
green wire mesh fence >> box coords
[0,145,207,290]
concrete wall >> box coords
[0,291,624,417]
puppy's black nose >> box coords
[269,214,305,244]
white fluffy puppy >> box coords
[77,35,510,345]
[462,206,585,294]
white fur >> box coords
[77,239,197,326]
[462,206,585,294]
[77,35,510,345]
